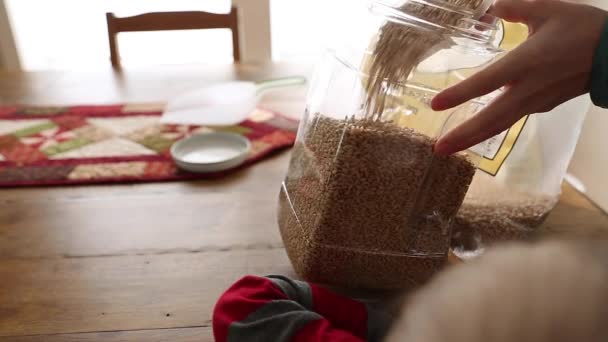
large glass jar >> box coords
[450,23,591,258]
[278,0,504,289]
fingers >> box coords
[434,98,523,156]
[434,78,541,155]
[527,74,588,113]
[431,37,538,111]
[478,13,495,25]
[434,73,587,156]
[430,0,553,112]
[489,0,542,23]
[476,13,498,31]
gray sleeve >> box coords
[226,275,320,342]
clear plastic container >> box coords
[278,0,504,289]
[450,23,591,258]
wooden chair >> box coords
[106,8,240,68]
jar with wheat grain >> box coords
[278,0,503,290]
[449,23,591,258]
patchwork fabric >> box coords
[0,105,297,187]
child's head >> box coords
[386,239,608,342]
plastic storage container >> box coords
[278,0,504,289]
[451,22,591,256]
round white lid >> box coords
[170,132,251,173]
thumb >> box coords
[489,0,544,24]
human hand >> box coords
[432,0,608,155]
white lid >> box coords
[170,132,251,173]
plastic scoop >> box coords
[160,76,306,126]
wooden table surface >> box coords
[1,63,607,341]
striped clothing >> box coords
[213,275,392,342]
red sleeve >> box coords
[212,275,288,342]
[293,318,366,342]
[212,275,367,342]
[309,283,368,338]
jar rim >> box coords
[328,48,493,107]
[368,0,500,45]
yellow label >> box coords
[359,21,530,175]
[477,115,528,175]
[476,21,529,175]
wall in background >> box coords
[5,0,235,70]
[570,106,608,210]
[568,0,608,211]
[270,0,369,62]
[233,0,271,63]
[0,0,20,70]
[5,0,371,70]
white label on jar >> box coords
[473,116,530,176]
[470,130,507,160]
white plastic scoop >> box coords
[160,76,306,126]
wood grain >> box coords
[2,180,605,259]
[1,63,607,341]
[110,11,239,33]
[0,63,310,109]
[0,191,285,258]
[106,8,240,68]
[0,327,211,342]
[0,152,292,202]
[0,249,293,337]
[540,183,608,238]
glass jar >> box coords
[450,23,590,258]
[278,0,504,289]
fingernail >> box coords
[434,140,452,155]
[431,97,446,111]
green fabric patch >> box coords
[42,138,92,156]
[19,107,69,116]
[210,125,252,135]
[13,122,57,137]
[138,135,174,152]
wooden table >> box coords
[1,63,607,341]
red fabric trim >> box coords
[0,144,291,188]
[0,106,18,118]
[293,319,365,342]
[0,104,299,122]
[0,104,297,187]
[310,284,368,340]
[68,105,125,115]
[1,111,162,120]
[213,276,289,342]
[0,155,168,167]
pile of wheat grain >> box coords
[451,175,556,251]
[278,115,476,289]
